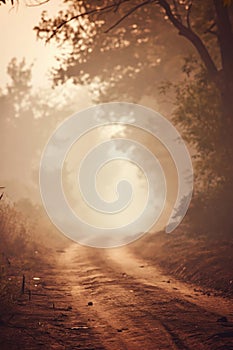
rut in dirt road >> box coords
[0,244,233,350]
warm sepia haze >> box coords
[63,125,177,232]
[0,0,190,235]
[0,1,60,87]
[0,1,93,200]
[1,1,233,349]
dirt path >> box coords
[0,244,233,349]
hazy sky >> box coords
[0,1,61,87]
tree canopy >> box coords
[1,0,233,236]
[34,0,233,235]
[33,1,232,93]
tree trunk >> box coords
[213,1,233,183]
[214,0,233,127]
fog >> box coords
[0,0,192,247]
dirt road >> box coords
[1,244,233,349]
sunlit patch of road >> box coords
[58,243,233,349]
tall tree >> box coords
[33,0,233,234]
[0,58,75,201]
[1,0,232,233]
[34,1,233,167]
[2,1,232,109]
[34,1,232,110]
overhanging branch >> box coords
[104,0,157,33]
[158,0,218,80]
[45,0,131,42]
[186,3,192,29]
[172,0,182,23]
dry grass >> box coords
[132,229,233,296]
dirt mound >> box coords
[131,231,233,297]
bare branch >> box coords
[46,1,130,42]
[186,3,192,29]
[204,21,216,32]
[104,0,157,33]
[204,22,218,37]
[158,0,218,79]
[172,0,182,23]
[114,0,126,13]
[37,0,218,82]
[205,29,218,37]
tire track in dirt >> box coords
[1,243,233,349]
[74,245,233,350]
[61,245,181,350]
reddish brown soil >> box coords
[0,243,233,349]
[131,231,233,297]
